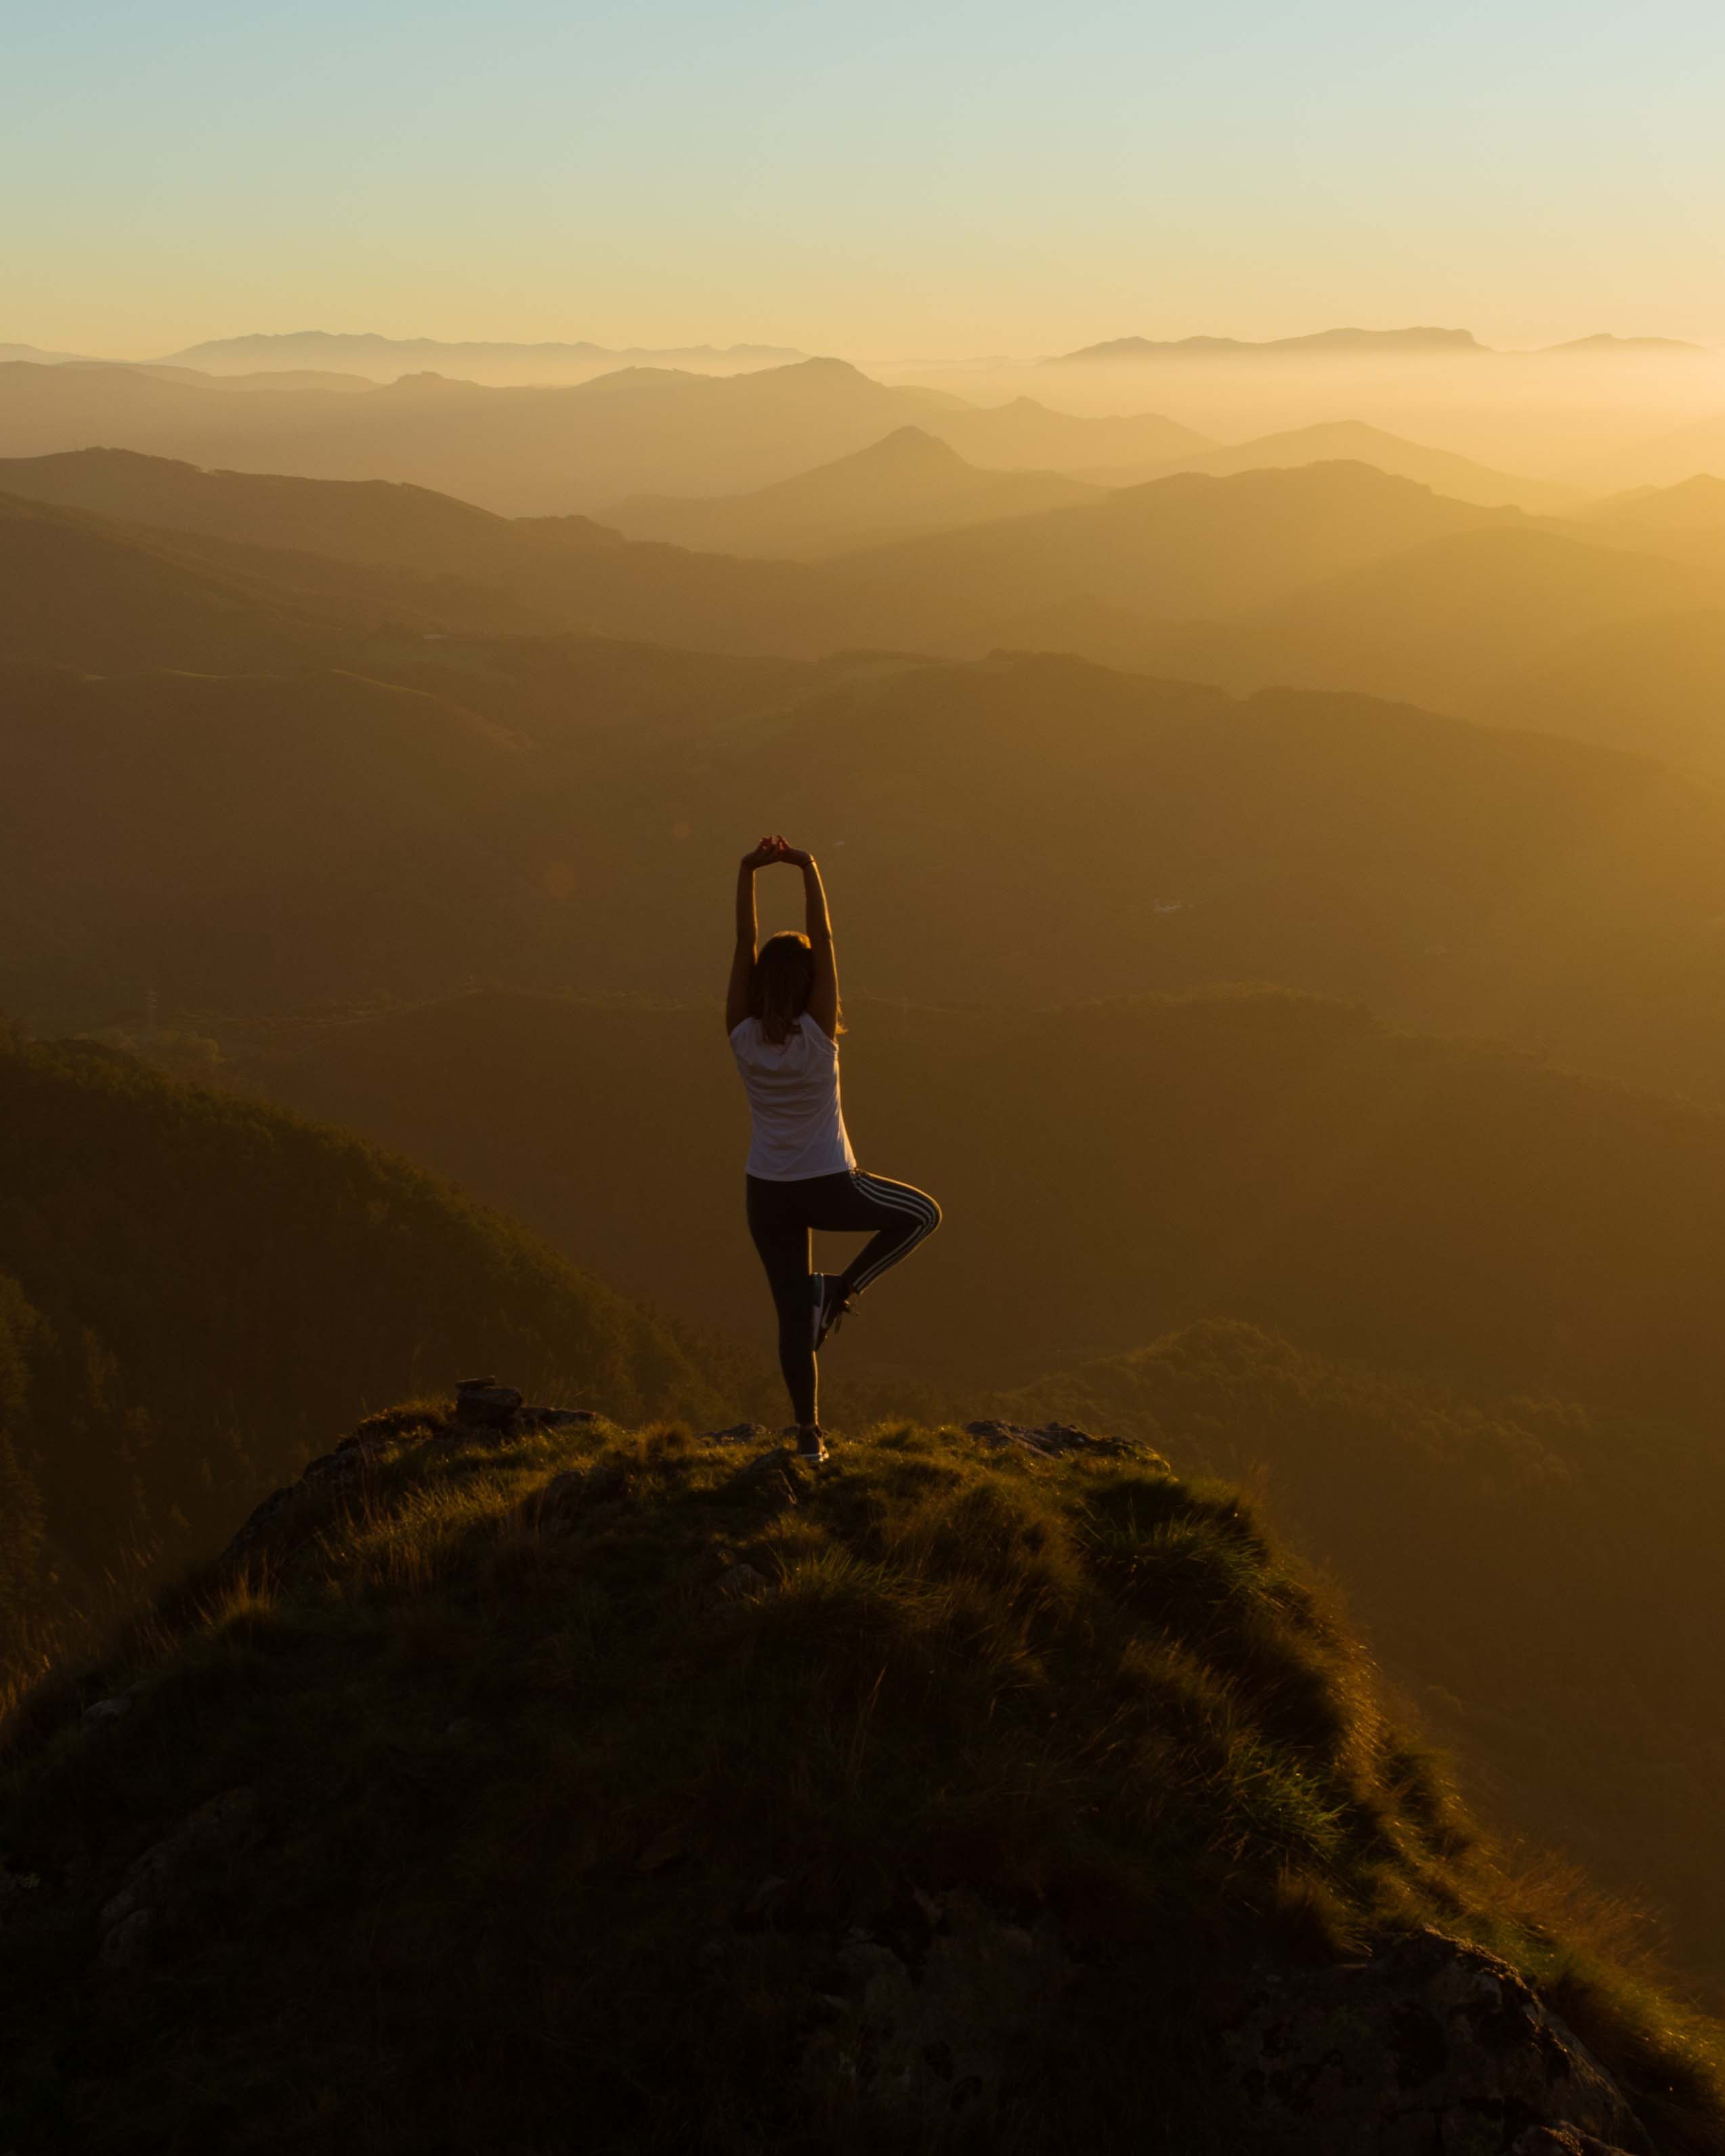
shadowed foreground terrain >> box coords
[2,1404,1721,2155]
[1002,1322,1725,1996]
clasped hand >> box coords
[743,835,813,870]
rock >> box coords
[962,1419,1133,1457]
[1222,1930,1651,2156]
[714,1562,771,1601]
[220,1444,372,1564]
[528,1468,601,1529]
[98,1907,156,1972]
[221,1483,297,1562]
[0,1859,41,1918]
[713,1450,803,1515]
[454,1379,524,1428]
[706,1422,770,1444]
[98,1788,262,1942]
[637,1824,689,1874]
[81,1694,133,1727]
[448,1381,592,1438]
[1512,2130,1642,2156]
[301,1448,363,1484]
[335,1427,394,1455]
[514,1406,596,1431]
[742,1875,790,1918]
[763,1470,799,1511]
[800,1889,1068,2123]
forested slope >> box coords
[0,1032,727,1669]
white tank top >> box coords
[730,1011,857,1181]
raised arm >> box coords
[726,840,776,1035]
[784,847,839,1039]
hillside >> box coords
[1592,410,1725,491]
[924,394,1212,471]
[1047,326,1487,362]
[0,1031,724,1674]
[0,452,1005,662]
[18,447,1723,790]
[1564,479,1725,584]
[828,461,1517,616]
[0,660,561,1016]
[1137,524,1718,712]
[0,355,988,516]
[158,331,809,381]
[2,1402,1718,2153]
[664,657,1725,1102]
[20,647,1725,1106]
[1093,419,1577,511]
[1582,475,1725,536]
[0,446,626,584]
[1479,609,1725,777]
[236,987,1725,1421]
[0,491,549,668]
[1002,1320,1725,1987]
[600,427,1102,557]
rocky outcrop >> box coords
[0,1857,41,1922]
[1222,1930,1652,2155]
[769,1895,1655,2149]
[1512,2130,1647,2156]
[95,1789,261,1972]
[799,1889,1069,2126]
[221,1381,599,1561]
[963,1418,1143,1459]
[454,1376,595,1435]
[452,1377,524,1427]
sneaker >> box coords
[794,1425,830,1464]
[811,1273,852,1352]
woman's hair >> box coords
[749,930,836,1042]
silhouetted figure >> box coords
[727,837,940,1461]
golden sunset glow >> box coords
[6,4,1725,2147]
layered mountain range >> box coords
[9,387,1725,2021]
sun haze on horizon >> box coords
[7,0,1725,361]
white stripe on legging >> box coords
[847,1170,939,1295]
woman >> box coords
[727,836,941,1461]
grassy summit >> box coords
[2,1408,1720,2153]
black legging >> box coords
[746,1168,941,1425]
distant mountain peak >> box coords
[1046,326,1484,363]
[840,424,972,471]
[152,330,811,381]
[1536,333,1714,355]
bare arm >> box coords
[784,848,839,1039]
[726,840,778,1034]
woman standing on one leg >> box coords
[727,837,941,1462]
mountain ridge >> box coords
[1,1388,1717,2153]
[601,425,1103,557]
[1090,418,1579,511]
[158,330,811,379]
[0,1031,726,1676]
[0,355,976,515]
[1048,326,1485,362]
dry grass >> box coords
[1,1410,1721,2155]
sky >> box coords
[6,0,1725,360]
